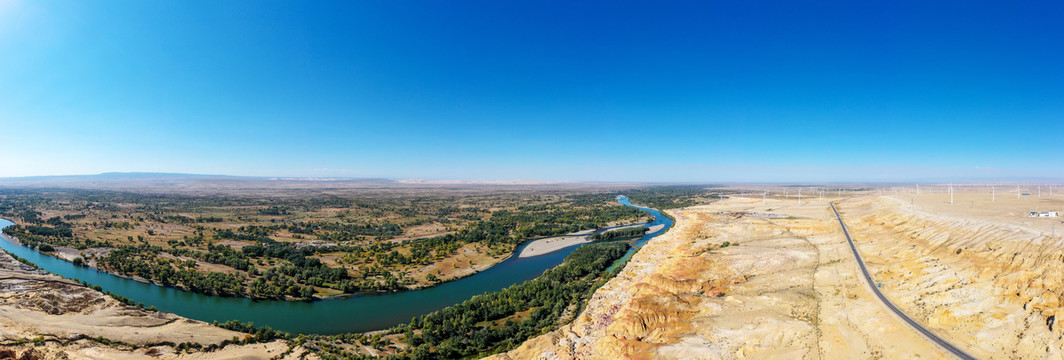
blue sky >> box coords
[1,1,1061,182]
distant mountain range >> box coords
[0,172,402,192]
[0,172,244,181]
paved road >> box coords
[830,202,978,360]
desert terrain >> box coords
[837,189,1064,359]
[490,186,1060,359]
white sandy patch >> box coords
[518,235,590,258]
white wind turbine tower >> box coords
[992,185,995,202]
[917,184,920,196]
[1018,184,1021,199]
[950,183,954,205]
[762,191,767,205]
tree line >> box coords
[304,242,630,359]
[589,226,648,241]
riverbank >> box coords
[0,233,17,246]
[517,233,591,258]
[0,246,301,359]
[0,196,673,334]
[516,221,657,258]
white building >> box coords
[1029,211,1059,218]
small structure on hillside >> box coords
[1029,211,1059,218]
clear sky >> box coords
[1,1,1061,182]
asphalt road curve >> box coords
[830,202,978,360]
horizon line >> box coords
[0,171,1062,186]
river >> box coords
[0,196,672,334]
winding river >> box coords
[0,196,672,334]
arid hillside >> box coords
[838,193,1064,359]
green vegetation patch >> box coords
[303,242,630,359]
[590,226,648,241]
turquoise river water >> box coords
[0,196,672,334]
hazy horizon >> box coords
[0,171,1061,185]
